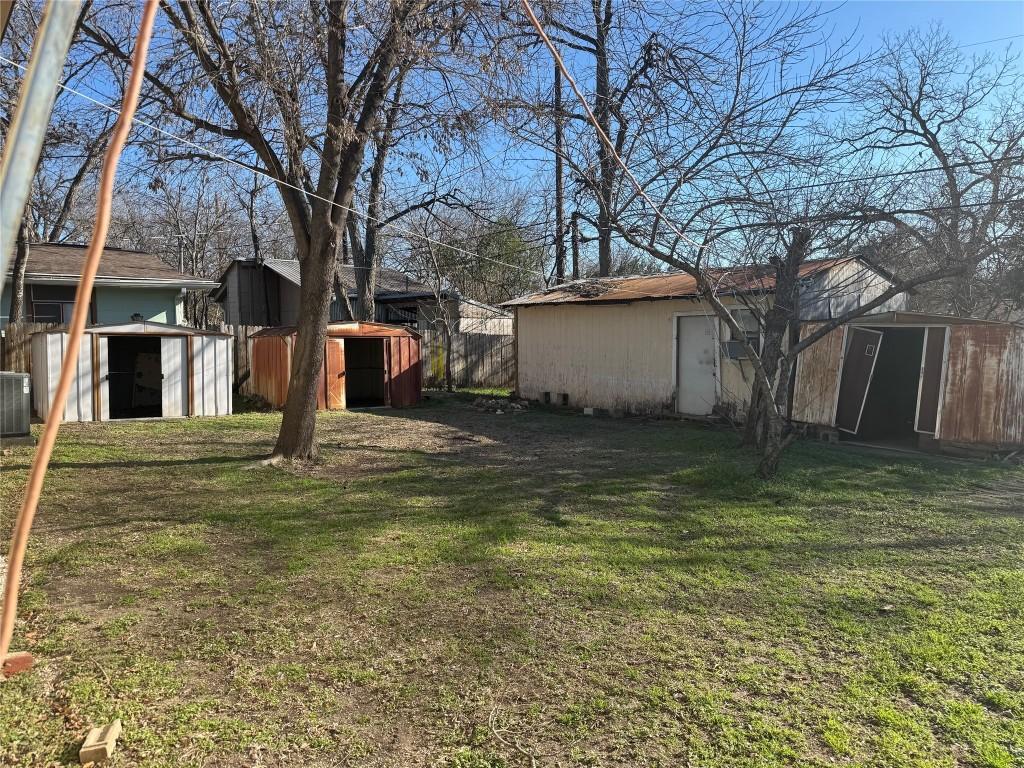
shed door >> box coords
[387,336,421,408]
[97,335,109,421]
[835,328,883,434]
[325,339,345,410]
[161,336,188,418]
[675,316,719,416]
[914,327,947,434]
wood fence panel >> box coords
[420,330,515,389]
[1,322,60,374]
[220,324,266,394]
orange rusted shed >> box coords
[248,322,421,410]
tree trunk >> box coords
[553,62,566,284]
[750,227,811,474]
[593,0,613,277]
[7,219,30,326]
[272,235,339,461]
[570,211,581,280]
[443,322,454,391]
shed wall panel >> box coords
[388,335,422,408]
[192,335,233,416]
[939,326,1024,447]
[516,299,754,414]
[32,332,94,422]
[161,336,188,418]
[249,335,291,407]
[31,333,48,419]
[97,336,109,420]
[791,324,845,426]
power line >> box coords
[0,54,547,280]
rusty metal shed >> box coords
[792,311,1024,452]
[248,322,421,410]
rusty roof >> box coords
[7,242,216,288]
[504,257,854,307]
[251,321,422,340]
[848,310,1023,327]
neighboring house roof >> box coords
[455,296,511,317]
[5,242,217,289]
[503,257,875,307]
[219,257,434,298]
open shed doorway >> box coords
[842,327,924,446]
[345,338,387,407]
[107,336,162,419]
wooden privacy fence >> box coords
[1,322,60,373]
[420,330,515,390]
[220,324,265,394]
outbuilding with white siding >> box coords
[31,322,232,422]
[504,257,906,417]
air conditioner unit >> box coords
[721,340,750,360]
[0,372,31,438]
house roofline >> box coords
[19,273,217,290]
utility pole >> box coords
[553,61,566,284]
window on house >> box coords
[28,285,95,324]
[722,309,761,359]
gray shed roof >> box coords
[259,258,431,297]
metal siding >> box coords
[325,339,345,409]
[30,333,47,419]
[188,335,233,417]
[249,323,420,410]
[35,332,94,422]
[97,336,109,420]
[202,336,216,415]
[161,336,188,417]
[821,261,908,320]
[939,325,1024,447]
[791,324,845,425]
[388,335,421,408]
[250,335,291,407]
[517,300,751,414]
[223,338,233,415]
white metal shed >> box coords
[31,322,232,422]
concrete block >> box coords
[80,719,122,764]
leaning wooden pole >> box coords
[0,0,159,680]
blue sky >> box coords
[821,0,1023,52]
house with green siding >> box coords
[2,242,217,327]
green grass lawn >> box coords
[1,394,1022,767]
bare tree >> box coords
[1,0,118,325]
[82,0,496,460]
[603,23,1023,475]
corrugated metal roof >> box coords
[37,321,230,336]
[7,242,217,288]
[848,310,1021,327]
[251,321,421,340]
[504,258,851,307]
